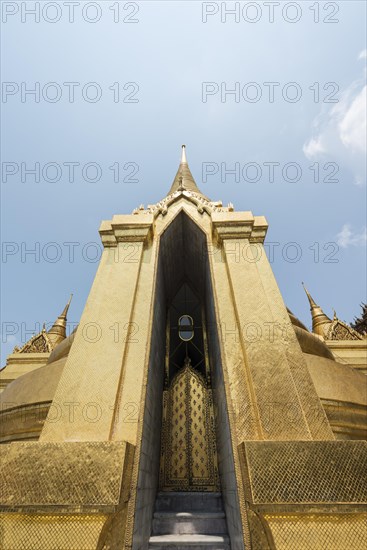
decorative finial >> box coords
[302,282,320,308]
[302,282,332,336]
[184,355,192,368]
[166,144,209,198]
[61,293,73,318]
[47,294,73,345]
[181,144,187,164]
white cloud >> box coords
[339,86,367,153]
[358,49,367,60]
[336,224,367,248]
[303,135,326,157]
[303,56,367,185]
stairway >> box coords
[148,492,230,549]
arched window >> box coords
[178,315,194,341]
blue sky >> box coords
[1,1,366,364]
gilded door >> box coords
[159,362,219,491]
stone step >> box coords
[155,492,223,513]
[152,512,227,535]
[148,534,230,549]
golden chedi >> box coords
[0,148,366,550]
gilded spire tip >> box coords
[60,293,73,319]
[181,144,187,164]
[166,145,209,198]
[302,282,332,335]
[47,294,73,344]
[302,282,317,308]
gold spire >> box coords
[48,294,73,346]
[302,283,332,337]
[181,144,188,164]
[166,145,209,198]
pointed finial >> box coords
[302,282,331,337]
[302,282,318,308]
[181,144,187,164]
[166,145,209,198]
[61,293,73,318]
[48,294,73,346]
[184,355,192,368]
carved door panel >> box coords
[159,365,219,492]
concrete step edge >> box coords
[154,512,226,519]
[156,492,222,499]
[149,547,229,549]
[149,534,230,545]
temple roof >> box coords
[13,326,54,354]
[13,295,73,354]
[302,283,362,341]
[166,145,209,199]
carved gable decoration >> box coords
[13,329,53,354]
[326,318,363,341]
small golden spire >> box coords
[166,144,209,198]
[62,293,73,317]
[302,283,331,337]
[181,144,187,164]
[48,294,73,346]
